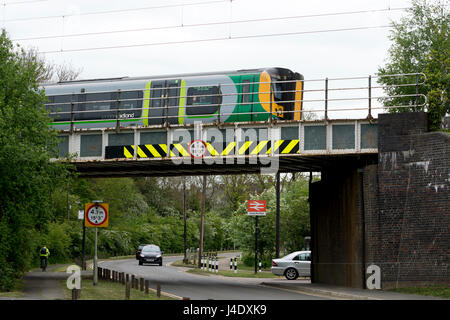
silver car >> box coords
[271,251,311,280]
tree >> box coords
[21,47,83,83]
[377,0,449,130]
[0,30,71,290]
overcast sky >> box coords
[1,0,415,118]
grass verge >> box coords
[0,279,25,298]
[60,279,175,300]
[392,286,450,299]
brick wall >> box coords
[367,112,449,289]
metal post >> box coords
[70,94,74,134]
[198,175,206,268]
[230,258,232,270]
[276,172,280,258]
[368,75,372,119]
[234,257,237,273]
[81,212,86,270]
[324,77,328,121]
[116,89,121,133]
[183,178,187,264]
[93,227,98,286]
[255,216,258,274]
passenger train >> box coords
[43,67,304,129]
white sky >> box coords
[1,0,415,118]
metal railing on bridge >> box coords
[45,73,427,134]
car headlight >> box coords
[140,254,144,257]
[156,255,161,258]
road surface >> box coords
[99,253,329,300]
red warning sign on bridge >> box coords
[247,200,266,216]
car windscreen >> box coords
[142,246,160,252]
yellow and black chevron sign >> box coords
[105,140,300,159]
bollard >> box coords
[230,258,233,270]
[259,259,262,272]
[145,280,149,295]
[98,267,102,279]
[216,257,218,273]
[121,272,125,285]
[156,283,161,298]
[208,256,211,272]
[72,288,81,300]
[234,257,237,273]
[125,280,131,300]
[131,275,135,289]
[139,278,144,291]
[126,273,129,285]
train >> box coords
[42,67,304,129]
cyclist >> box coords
[40,245,50,271]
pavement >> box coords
[0,264,92,300]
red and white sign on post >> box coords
[247,200,266,216]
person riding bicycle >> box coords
[40,245,50,271]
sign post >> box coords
[85,201,109,286]
[247,200,266,274]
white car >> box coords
[271,251,311,280]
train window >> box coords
[272,82,284,101]
[242,80,251,103]
[186,86,220,116]
[150,85,163,109]
[77,92,115,121]
[46,95,72,121]
[112,90,143,120]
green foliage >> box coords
[0,30,71,290]
[377,0,449,130]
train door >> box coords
[167,80,180,125]
[237,75,255,122]
[148,80,165,125]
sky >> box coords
[1,0,416,118]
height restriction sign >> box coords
[85,203,109,228]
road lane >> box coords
[99,255,329,300]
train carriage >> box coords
[42,67,304,130]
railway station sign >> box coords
[247,200,266,216]
[85,202,109,228]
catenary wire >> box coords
[10,6,408,42]
[38,25,391,54]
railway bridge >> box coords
[48,73,448,290]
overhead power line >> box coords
[39,24,391,54]
[2,0,232,23]
[2,0,49,5]
[11,6,407,42]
